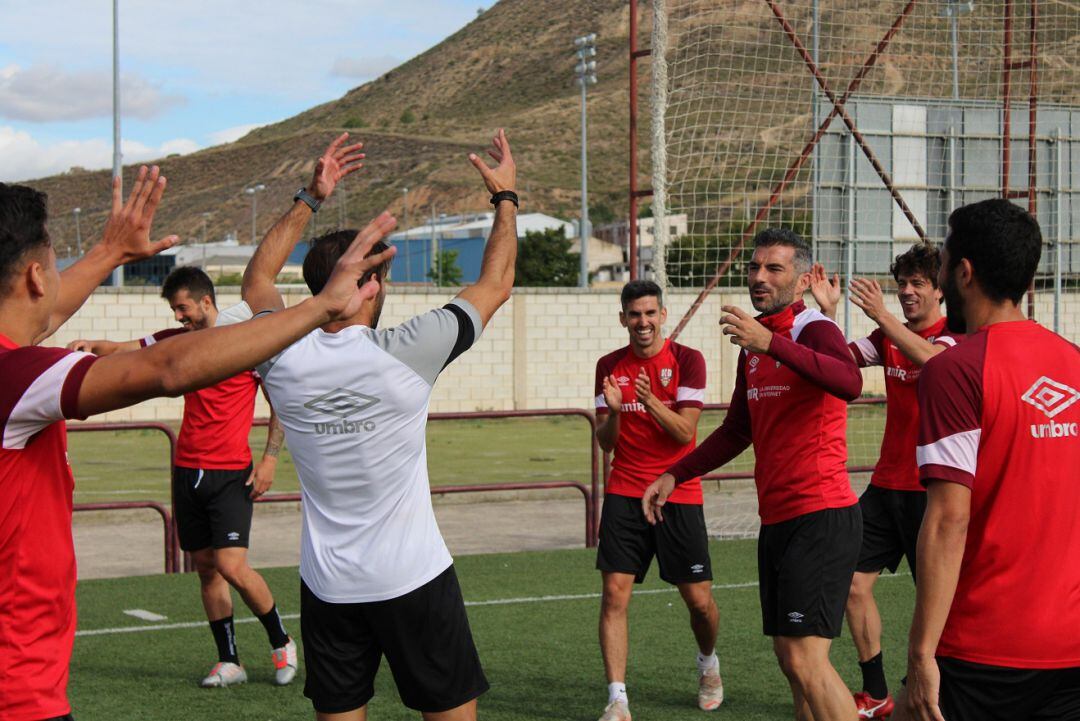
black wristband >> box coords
[294,187,322,213]
[490,190,519,208]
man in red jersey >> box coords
[643,228,864,721]
[810,244,959,719]
[899,198,1080,721]
[0,169,395,721]
[593,279,720,721]
[69,265,296,689]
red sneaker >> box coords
[854,691,894,719]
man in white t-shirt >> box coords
[240,130,518,721]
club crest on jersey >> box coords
[659,368,673,387]
[748,356,760,374]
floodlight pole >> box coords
[244,184,266,244]
[111,0,123,286]
[403,187,411,282]
[73,208,82,256]
[574,33,598,288]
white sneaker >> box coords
[271,638,298,686]
[698,666,724,710]
[599,700,632,721]
[200,661,247,688]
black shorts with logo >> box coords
[856,484,927,576]
[300,565,489,715]
[172,465,253,552]
[936,657,1080,721]
[758,504,862,638]
[596,493,712,585]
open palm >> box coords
[309,133,366,201]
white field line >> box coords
[76,573,910,638]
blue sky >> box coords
[0,0,484,181]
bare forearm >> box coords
[876,312,944,367]
[478,201,517,289]
[38,245,122,342]
[243,201,311,309]
[262,410,285,460]
[596,412,620,453]
[644,401,695,445]
[909,506,968,660]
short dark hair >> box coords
[752,227,812,273]
[620,279,663,310]
[891,243,941,287]
[0,183,51,294]
[302,230,392,295]
[945,198,1042,304]
[162,266,216,306]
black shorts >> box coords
[596,493,712,585]
[172,465,253,552]
[300,565,489,715]
[758,504,862,638]
[936,657,1080,721]
[856,484,927,576]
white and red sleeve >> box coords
[139,327,187,348]
[673,344,706,410]
[0,347,97,450]
[916,334,986,488]
[850,328,885,368]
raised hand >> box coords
[315,211,398,320]
[721,305,773,354]
[99,165,178,264]
[308,133,366,202]
[849,278,887,322]
[642,473,676,525]
[468,128,516,195]
[602,374,623,412]
[634,369,655,407]
[809,262,841,318]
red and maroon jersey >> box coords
[0,334,96,721]
[142,329,258,470]
[669,300,862,524]
[851,317,958,491]
[595,340,706,503]
[917,320,1080,668]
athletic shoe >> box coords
[698,666,724,711]
[271,638,298,686]
[854,691,894,719]
[200,661,247,688]
[598,700,631,721]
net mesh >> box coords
[651,0,1080,341]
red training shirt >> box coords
[595,339,706,503]
[142,328,258,470]
[0,334,96,721]
[850,317,958,492]
[669,300,862,524]
[917,320,1080,669]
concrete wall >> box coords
[48,285,1080,423]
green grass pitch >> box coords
[70,539,913,720]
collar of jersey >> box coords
[757,299,804,333]
[0,332,18,350]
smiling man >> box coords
[593,280,719,721]
[643,228,863,721]
[810,244,959,718]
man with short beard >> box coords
[809,245,959,718]
[643,228,863,721]
[900,198,1080,721]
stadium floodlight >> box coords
[244,184,266,244]
[573,32,598,288]
[402,187,411,282]
[72,208,82,257]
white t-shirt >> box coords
[253,299,482,603]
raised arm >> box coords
[77,219,396,417]
[455,129,517,328]
[242,133,366,313]
[35,166,179,344]
[850,278,949,367]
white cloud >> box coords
[207,123,264,146]
[0,126,201,182]
[330,55,401,80]
[0,64,185,123]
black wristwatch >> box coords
[294,187,322,213]
[490,190,519,208]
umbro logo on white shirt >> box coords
[304,388,381,419]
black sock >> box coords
[859,652,888,699]
[257,604,290,650]
[209,616,239,664]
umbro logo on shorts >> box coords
[304,388,381,419]
[690,563,705,574]
[786,611,804,622]
[227,532,240,541]
[1021,376,1080,419]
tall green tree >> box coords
[427,249,464,286]
[515,227,580,287]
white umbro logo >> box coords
[787,611,804,622]
[227,532,240,541]
[690,564,705,574]
[1021,376,1079,419]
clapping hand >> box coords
[809,263,841,318]
[720,305,773,354]
[602,374,623,413]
